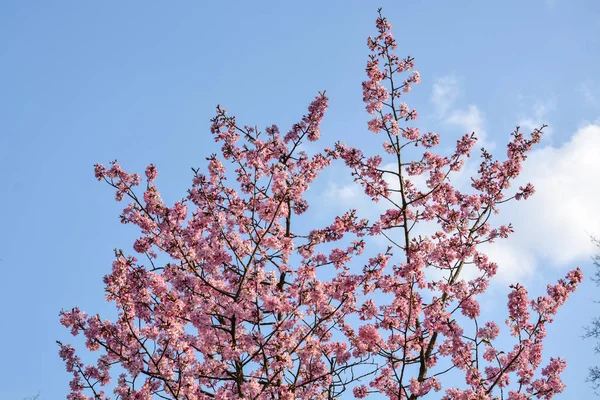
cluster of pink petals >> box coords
[59,8,581,400]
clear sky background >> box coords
[1,1,599,398]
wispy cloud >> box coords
[580,80,600,107]
[431,76,489,147]
[446,105,486,140]
[517,97,557,136]
[325,182,362,203]
[431,76,461,117]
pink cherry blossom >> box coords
[59,8,580,400]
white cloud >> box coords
[478,242,537,283]
[429,92,599,283]
[324,123,600,285]
[327,77,600,284]
[471,123,599,285]
[325,182,362,202]
[431,76,489,147]
[499,123,600,263]
[432,122,600,284]
[518,98,556,136]
[580,80,600,107]
[431,76,460,116]
[446,105,486,141]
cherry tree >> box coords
[59,9,582,400]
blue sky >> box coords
[1,1,599,398]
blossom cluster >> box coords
[59,8,581,400]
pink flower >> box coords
[353,385,369,398]
[59,10,579,400]
[144,164,158,182]
[358,324,382,352]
